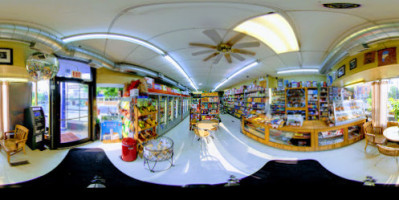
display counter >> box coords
[241,114,365,151]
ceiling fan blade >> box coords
[226,33,246,46]
[231,53,245,61]
[233,41,261,49]
[189,43,217,49]
[192,49,215,56]
[213,53,223,64]
[204,52,220,62]
[203,29,223,45]
[225,53,232,63]
[231,48,256,56]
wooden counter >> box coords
[241,117,366,151]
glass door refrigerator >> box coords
[168,96,174,127]
[158,95,167,135]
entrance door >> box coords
[50,78,92,148]
[60,82,89,143]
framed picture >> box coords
[349,58,357,70]
[337,65,345,78]
[364,51,375,65]
[378,47,397,66]
[0,48,13,65]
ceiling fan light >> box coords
[234,13,299,54]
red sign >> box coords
[72,71,81,78]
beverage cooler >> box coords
[146,93,189,136]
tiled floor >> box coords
[1,114,399,186]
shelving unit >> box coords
[243,87,268,117]
[271,88,285,117]
[133,100,158,158]
[285,87,306,119]
[200,92,220,121]
[307,87,319,120]
[319,87,329,121]
[189,101,200,130]
[119,97,134,138]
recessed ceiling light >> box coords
[322,3,361,9]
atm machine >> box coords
[24,106,46,150]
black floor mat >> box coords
[5,148,170,189]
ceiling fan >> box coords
[189,29,260,64]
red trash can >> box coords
[121,137,137,162]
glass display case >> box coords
[317,129,344,146]
[333,99,365,126]
[269,129,311,147]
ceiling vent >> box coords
[322,3,361,9]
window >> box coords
[96,84,123,121]
[32,80,50,128]
[386,78,399,122]
[57,59,92,81]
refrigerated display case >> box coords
[168,96,174,123]
[333,99,366,126]
[158,96,167,134]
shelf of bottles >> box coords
[307,88,319,120]
[271,88,285,117]
[201,92,220,121]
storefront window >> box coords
[96,84,123,121]
[32,80,50,128]
[346,82,372,120]
[387,78,399,122]
[57,59,92,81]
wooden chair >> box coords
[376,144,399,168]
[363,121,386,151]
[0,125,29,164]
[387,121,399,128]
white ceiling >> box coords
[1,0,399,91]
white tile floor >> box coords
[2,114,399,186]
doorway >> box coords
[50,78,94,149]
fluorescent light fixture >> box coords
[345,80,365,87]
[163,54,198,91]
[213,60,259,91]
[234,13,299,54]
[63,33,165,55]
[0,78,28,82]
[277,68,319,74]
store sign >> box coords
[72,70,82,78]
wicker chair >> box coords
[0,125,29,164]
[376,144,399,167]
[364,121,386,151]
[387,121,399,128]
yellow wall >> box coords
[0,41,35,79]
[96,67,142,84]
[329,39,399,86]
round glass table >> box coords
[143,136,174,172]
[383,126,399,142]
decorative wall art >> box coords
[378,47,397,66]
[337,65,345,78]
[364,51,375,65]
[0,48,13,65]
[349,58,357,70]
